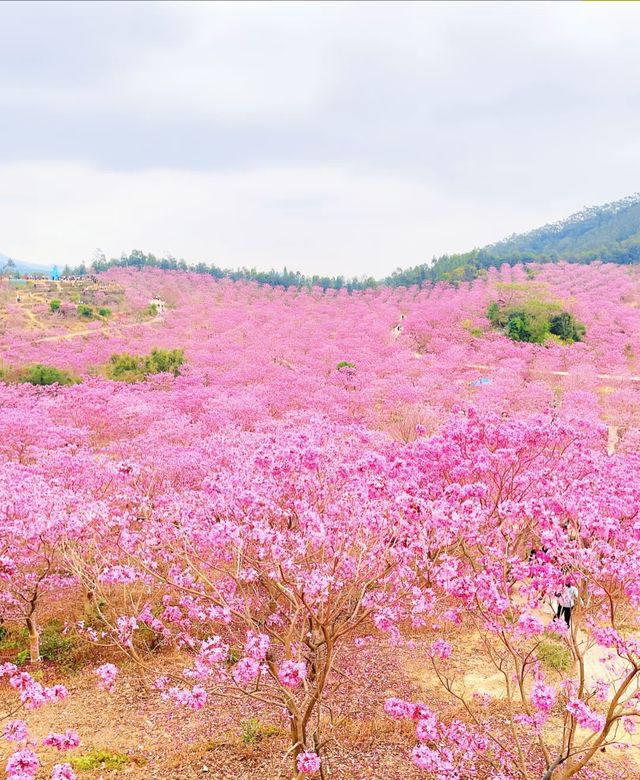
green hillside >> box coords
[387,192,640,286]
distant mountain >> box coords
[387,193,640,285]
[0,253,49,275]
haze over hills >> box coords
[0,252,48,274]
[3,193,640,288]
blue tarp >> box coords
[471,377,491,386]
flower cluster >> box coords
[277,660,307,689]
[95,663,118,693]
[296,751,321,775]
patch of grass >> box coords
[13,620,87,673]
[71,751,137,771]
[0,625,22,653]
[537,637,572,671]
[39,620,79,666]
[16,648,30,665]
[227,646,241,666]
[461,319,484,337]
[240,717,280,745]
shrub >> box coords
[105,348,185,382]
[144,303,158,316]
[17,364,81,386]
[548,311,585,342]
[98,307,111,317]
[505,309,550,343]
[49,299,61,313]
[336,361,356,370]
[145,347,184,375]
[77,304,93,318]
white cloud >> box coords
[0,1,639,274]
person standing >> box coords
[556,580,579,626]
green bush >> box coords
[98,307,111,317]
[17,364,81,386]
[548,312,585,342]
[77,304,93,318]
[143,303,158,316]
[145,347,184,375]
[505,309,550,344]
[105,348,185,382]
[49,299,61,313]
[336,360,356,370]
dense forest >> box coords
[5,193,640,289]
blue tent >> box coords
[471,377,491,387]
[51,265,60,281]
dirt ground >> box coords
[0,646,423,780]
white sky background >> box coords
[0,1,639,277]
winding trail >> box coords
[1,315,163,356]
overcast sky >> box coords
[0,1,639,276]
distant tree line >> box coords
[56,193,640,290]
[60,250,380,292]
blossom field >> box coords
[1,262,640,780]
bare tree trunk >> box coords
[26,615,41,664]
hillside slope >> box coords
[387,193,640,285]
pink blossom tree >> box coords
[386,412,640,780]
[70,422,420,778]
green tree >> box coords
[549,312,585,342]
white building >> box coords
[149,296,167,316]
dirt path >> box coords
[401,608,640,771]
[1,315,163,355]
